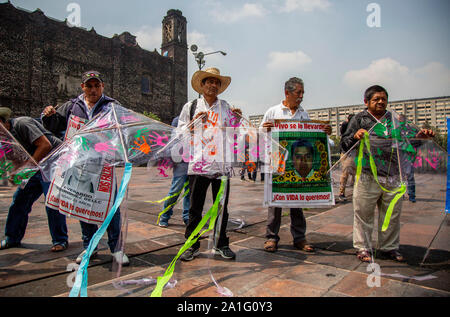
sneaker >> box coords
[158,219,169,228]
[338,194,347,202]
[180,246,200,261]
[76,249,98,264]
[0,239,20,250]
[213,246,236,260]
[112,251,130,266]
[409,197,416,203]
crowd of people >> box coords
[0,68,435,268]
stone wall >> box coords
[0,3,187,123]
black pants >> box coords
[185,175,230,249]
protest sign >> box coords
[265,120,334,207]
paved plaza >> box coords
[0,167,448,297]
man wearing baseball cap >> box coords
[0,106,68,252]
[42,71,129,266]
[177,67,241,261]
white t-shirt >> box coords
[260,102,310,126]
[177,96,235,176]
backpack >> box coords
[189,98,198,121]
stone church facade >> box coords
[0,2,188,123]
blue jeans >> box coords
[79,208,121,253]
[160,174,190,223]
[4,172,68,246]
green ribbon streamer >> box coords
[145,180,189,224]
[150,176,227,297]
[355,133,406,232]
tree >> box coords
[143,111,161,121]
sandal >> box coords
[293,240,315,252]
[51,242,68,252]
[383,250,405,262]
[0,239,21,250]
[356,249,372,262]
[264,240,278,252]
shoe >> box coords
[76,249,98,264]
[356,249,372,263]
[264,240,278,253]
[180,246,200,261]
[382,249,405,262]
[50,241,68,252]
[0,239,21,250]
[293,240,315,252]
[213,246,236,260]
[112,251,130,266]
[158,219,169,228]
[338,194,347,202]
[183,218,189,226]
[409,197,416,203]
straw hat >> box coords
[191,67,231,95]
[0,107,12,121]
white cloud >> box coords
[211,3,269,23]
[267,50,312,71]
[135,25,161,52]
[343,58,450,99]
[279,0,331,13]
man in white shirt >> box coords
[261,77,331,253]
[177,67,241,261]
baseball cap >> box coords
[0,107,12,121]
[81,70,104,83]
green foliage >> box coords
[422,120,447,149]
[143,111,161,121]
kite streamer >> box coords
[150,176,227,297]
[355,132,406,232]
[69,162,133,297]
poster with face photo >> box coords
[264,120,334,207]
[46,157,117,224]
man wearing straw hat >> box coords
[177,67,241,261]
[41,70,129,266]
[0,107,68,252]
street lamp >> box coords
[190,45,226,70]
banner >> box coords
[45,114,116,224]
[265,120,334,207]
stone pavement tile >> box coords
[126,201,159,215]
[151,232,187,247]
[315,223,353,237]
[235,221,267,237]
[354,259,433,284]
[407,269,450,293]
[430,220,450,251]
[328,270,443,297]
[304,232,342,250]
[278,262,351,290]
[399,283,450,297]
[321,290,352,297]
[400,223,439,248]
[0,256,74,288]
[303,249,362,271]
[54,260,162,297]
[123,239,167,256]
[241,276,327,297]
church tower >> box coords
[161,9,188,118]
[161,9,187,66]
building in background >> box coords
[249,96,450,135]
[0,3,187,123]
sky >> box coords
[5,0,450,117]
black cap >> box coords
[81,70,104,83]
